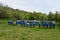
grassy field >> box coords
[0,20,60,40]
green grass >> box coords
[0,20,60,40]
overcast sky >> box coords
[0,0,60,13]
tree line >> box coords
[0,3,60,22]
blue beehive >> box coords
[49,21,55,29]
[16,20,21,25]
[33,21,36,27]
[16,20,19,25]
[29,20,33,27]
[45,21,49,28]
[20,21,23,26]
[20,20,27,27]
[23,21,27,27]
[29,20,36,27]
[41,20,46,28]
[8,20,13,25]
[50,22,55,29]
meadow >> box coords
[0,20,60,40]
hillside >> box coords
[0,3,60,22]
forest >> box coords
[0,3,60,22]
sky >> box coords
[0,0,60,14]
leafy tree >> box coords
[55,11,58,22]
[48,12,53,21]
[0,8,8,19]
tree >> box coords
[0,8,8,19]
[48,12,52,21]
[55,11,58,22]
